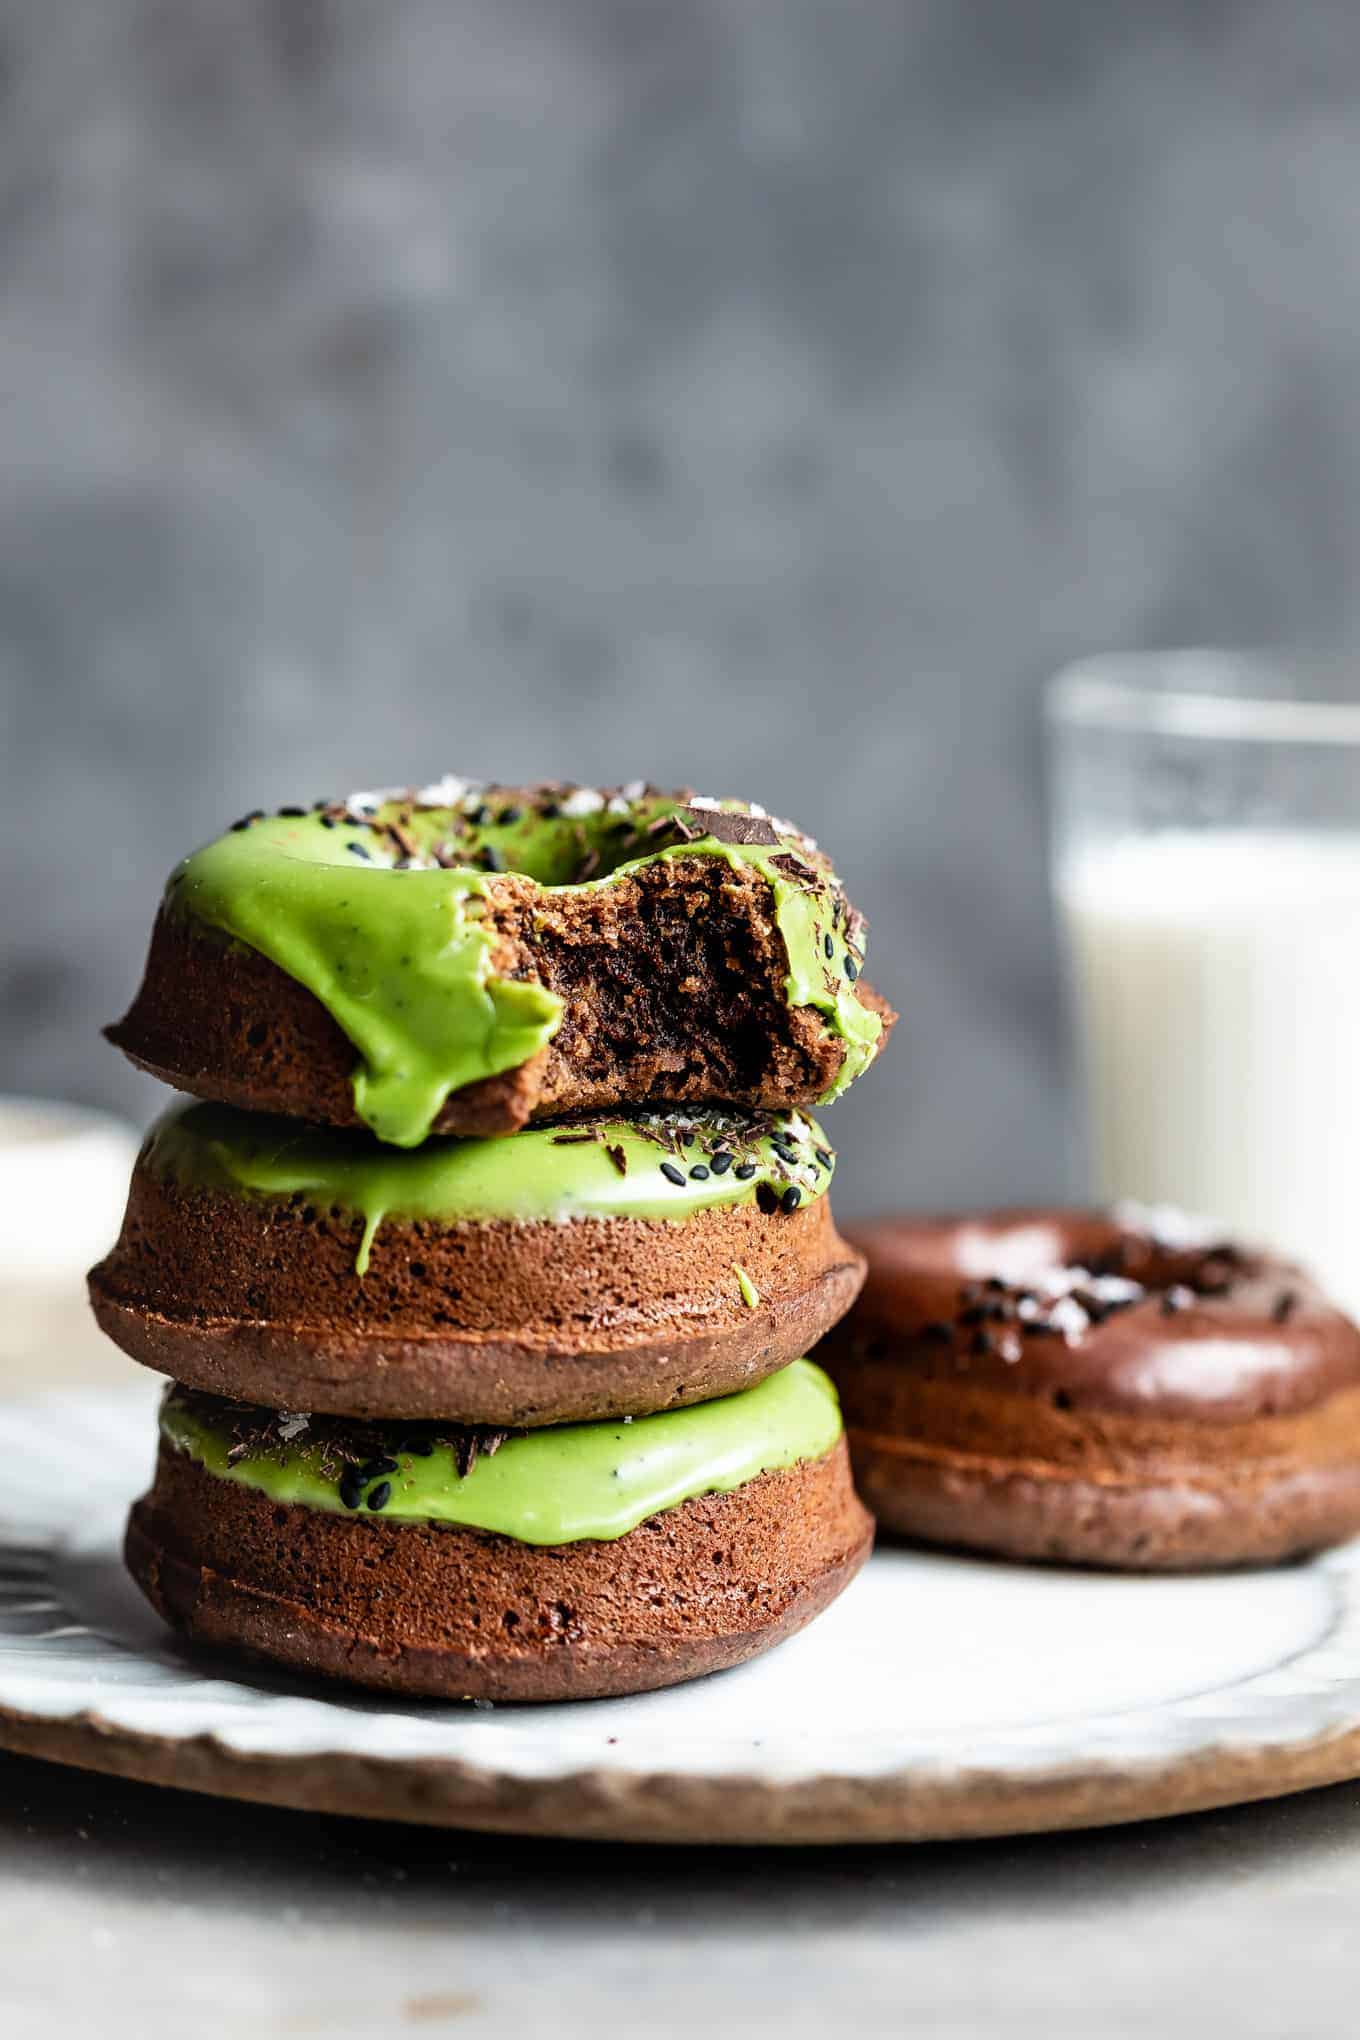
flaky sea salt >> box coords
[413,774,479,806]
[344,787,392,814]
[1113,1201,1226,1251]
[558,787,605,817]
[1047,1296,1090,1343]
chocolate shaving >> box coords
[671,805,781,847]
[384,818,419,862]
[452,1428,510,1479]
[605,1142,628,1176]
[769,852,817,885]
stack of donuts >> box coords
[91,781,892,1699]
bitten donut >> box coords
[816,1205,1360,1570]
[126,1362,873,1702]
[108,781,893,1147]
[90,1101,864,1425]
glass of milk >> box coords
[1049,651,1360,1311]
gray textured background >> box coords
[6,0,1360,1214]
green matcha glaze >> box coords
[145,1100,836,1274]
[167,813,560,1146]
[166,786,882,1145]
[159,1360,844,1544]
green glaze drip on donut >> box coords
[144,1100,836,1274]
[165,811,560,1147]
[158,1359,844,1544]
[165,788,881,1146]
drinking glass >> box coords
[1047,651,1360,1311]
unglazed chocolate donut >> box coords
[108,781,893,1147]
[126,1363,873,1702]
[816,1206,1360,1570]
[90,1102,864,1424]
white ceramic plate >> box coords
[4,1383,1360,1844]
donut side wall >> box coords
[125,1438,874,1701]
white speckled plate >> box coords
[4,1384,1360,1844]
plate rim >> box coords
[5,1700,1360,1845]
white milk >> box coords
[1057,832,1360,1313]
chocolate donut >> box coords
[816,1206,1360,1569]
[126,1363,873,1702]
[90,1101,863,1424]
[108,781,893,1146]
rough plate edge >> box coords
[5,1703,1360,1845]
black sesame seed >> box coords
[398,1437,434,1457]
[359,1456,399,1482]
[347,841,372,861]
[679,1131,695,1148]
[843,956,858,982]
[277,805,307,817]
[780,1184,802,1213]
[339,1474,365,1510]
[814,1147,833,1169]
[689,1164,711,1181]
[755,1182,780,1215]
[734,1163,757,1180]
[367,1480,393,1512]
[660,1162,686,1186]
[498,805,523,825]
[481,846,505,872]
[320,814,337,828]
[823,933,835,959]
[540,800,561,819]
[710,1151,734,1175]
